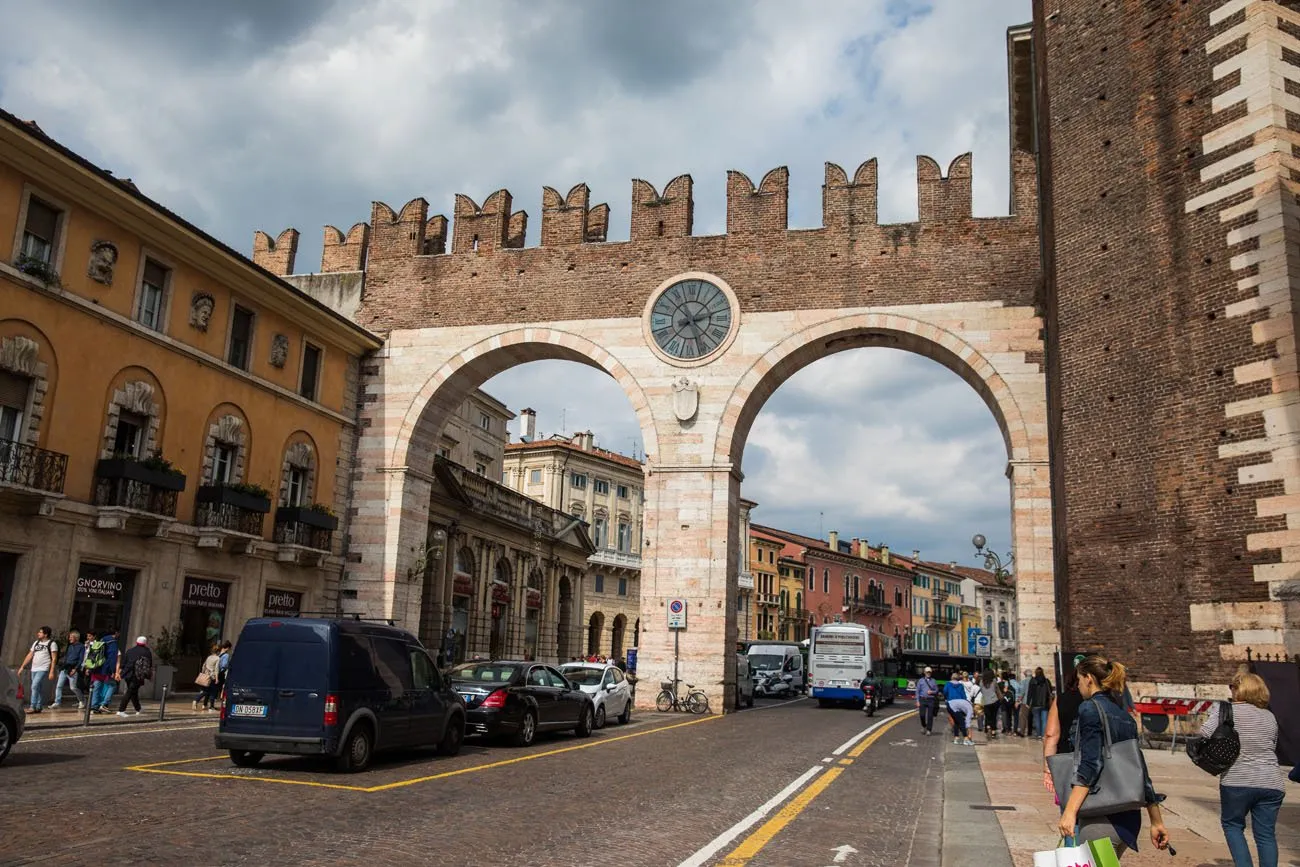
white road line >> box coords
[678,712,905,867]
[677,764,824,867]
[23,721,217,743]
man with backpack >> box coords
[84,628,119,713]
[16,626,58,713]
[115,636,154,717]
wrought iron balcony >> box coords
[94,457,185,532]
[756,592,780,606]
[273,505,337,565]
[0,439,67,516]
[845,593,892,616]
[780,607,810,623]
[925,610,960,629]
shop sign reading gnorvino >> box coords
[76,574,125,600]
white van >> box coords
[747,643,806,694]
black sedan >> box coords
[448,661,595,747]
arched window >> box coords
[455,547,475,577]
[279,439,316,507]
[795,592,802,612]
[998,619,1009,639]
[985,615,993,634]
[102,378,162,460]
[201,412,248,485]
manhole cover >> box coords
[970,805,1017,811]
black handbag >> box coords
[1188,700,1241,776]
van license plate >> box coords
[231,704,267,718]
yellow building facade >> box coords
[0,112,381,681]
[749,535,782,641]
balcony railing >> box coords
[588,549,642,570]
[925,611,960,628]
[437,457,575,538]
[195,502,265,535]
[94,457,185,518]
[273,505,337,553]
[756,592,780,606]
[0,438,67,494]
[845,594,892,616]
[780,607,810,623]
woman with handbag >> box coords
[1056,655,1171,859]
[193,644,221,711]
[1201,672,1286,867]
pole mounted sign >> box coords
[666,598,688,629]
[974,632,992,658]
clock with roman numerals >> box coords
[647,276,736,362]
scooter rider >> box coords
[860,670,879,716]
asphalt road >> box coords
[0,697,943,867]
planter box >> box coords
[197,483,271,514]
[95,457,187,492]
[146,664,176,701]
[275,505,338,531]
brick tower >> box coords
[1033,0,1300,686]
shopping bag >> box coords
[1085,838,1120,867]
[16,678,24,703]
[1032,837,1097,867]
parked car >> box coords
[449,661,595,747]
[735,654,755,709]
[559,662,633,728]
[0,666,25,764]
[215,617,466,773]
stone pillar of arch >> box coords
[1008,459,1055,675]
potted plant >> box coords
[275,501,339,531]
[13,253,61,287]
[197,481,271,513]
[95,452,187,492]
[148,622,183,701]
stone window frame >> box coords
[99,379,161,459]
[297,337,323,401]
[224,297,258,371]
[0,335,48,447]
[200,413,248,485]
[10,183,71,274]
[277,440,316,507]
[130,248,178,334]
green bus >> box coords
[881,650,983,696]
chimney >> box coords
[519,408,536,442]
[912,549,920,561]
[828,530,838,550]
[858,539,869,559]
[949,560,957,571]
[881,545,890,565]
[577,431,594,451]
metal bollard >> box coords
[159,684,168,722]
[82,684,92,728]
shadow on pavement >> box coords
[5,751,85,767]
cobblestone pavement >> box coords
[0,698,945,867]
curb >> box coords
[941,740,1014,867]
[23,712,216,732]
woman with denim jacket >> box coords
[1057,655,1171,858]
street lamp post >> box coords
[971,534,1013,586]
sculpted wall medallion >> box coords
[270,334,290,368]
[86,240,118,285]
[672,377,699,423]
[190,293,215,331]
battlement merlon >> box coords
[321,222,369,273]
[727,167,789,234]
[452,190,512,254]
[541,183,596,246]
[630,175,693,241]
[823,159,879,230]
[370,198,428,260]
[252,228,299,275]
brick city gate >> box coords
[271,153,1051,711]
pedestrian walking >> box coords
[194,644,221,710]
[1055,655,1170,859]
[1027,666,1053,740]
[1014,668,1032,736]
[915,666,939,735]
[962,670,983,731]
[979,669,1001,741]
[87,629,119,713]
[115,636,154,716]
[945,672,974,745]
[999,669,1016,734]
[51,629,86,710]
[1201,671,1287,867]
[15,626,58,713]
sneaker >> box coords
[77,702,85,709]
[963,738,974,746]
[130,711,142,716]
[115,711,129,717]
[49,703,62,709]
[191,700,200,710]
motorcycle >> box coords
[861,680,878,717]
[755,670,794,699]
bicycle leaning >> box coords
[655,679,710,714]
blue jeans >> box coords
[28,670,51,710]
[91,679,117,709]
[1034,707,1048,737]
[1221,784,1285,867]
[53,670,83,706]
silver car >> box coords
[0,666,27,764]
[559,663,633,729]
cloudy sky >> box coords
[0,0,1028,567]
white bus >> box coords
[809,623,891,707]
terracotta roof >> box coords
[750,524,911,575]
[917,560,1010,587]
[505,438,645,472]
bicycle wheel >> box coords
[687,691,709,714]
[655,690,673,713]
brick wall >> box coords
[1035,0,1282,685]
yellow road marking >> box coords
[837,758,853,766]
[717,713,909,866]
[124,714,720,793]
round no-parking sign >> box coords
[667,598,688,629]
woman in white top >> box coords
[1200,671,1288,867]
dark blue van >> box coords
[215,617,465,772]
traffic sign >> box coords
[666,597,688,629]
[974,633,992,658]
[966,627,980,656]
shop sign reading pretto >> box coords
[76,573,126,600]
[263,588,303,617]
[182,577,229,610]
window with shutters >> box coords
[286,466,305,506]
[299,343,321,401]
[136,259,169,331]
[0,370,30,443]
[20,197,60,264]
[113,411,147,458]
[227,305,255,370]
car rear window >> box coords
[228,641,280,687]
[450,662,518,683]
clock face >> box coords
[649,278,734,360]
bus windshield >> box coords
[813,631,865,656]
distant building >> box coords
[749,533,783,641]
[502,414,645,661]
[737,498,758,642]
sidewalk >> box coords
[969,734,1300,866]
[23,692,216,730]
